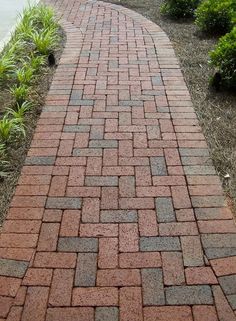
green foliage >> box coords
[0,116,25,143]
[0,53,15,81]
[210,26,236,88]
[161,0,200,18]
[7,101,33,124]
[195,0,236,35]
[29,28,59,55]
[16,65,35,85]
[35,5,59,29]
[29,55,46,72]
[9,84,30,104]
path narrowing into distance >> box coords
[0,0,236,320]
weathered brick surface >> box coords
[0,0,235,319]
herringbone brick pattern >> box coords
[0,0,236,320]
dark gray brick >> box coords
[140,237,181,252]
[166,285,213,305]
[95,307,119,321]
[0,259,28,278]
[181,156,212,166]
[85,176,118,187]
[143,90,165,96]
[227,294,236,310]
[179,148,210,157]
[69,99,94,106]
[202,234,236,248]
[46,197,81,209]
[205,248,236,259]
[155,197,175,222]
[58,237,98,252]
[64,125,90,133]
[152,76,163,85]
[90,126,104,140]
[75,253,97,286]
[73,148,103,157]
[100,210,137,223]
[195,208,230,220]
[184,166,216,175]
[181,236,204,267]
[142,268,165,306]
[25,156,55,165]
[219,275,236,295]
[150,157,167,176]
[89,140,118,148]
[70,90,83,100]
[43,106,67,112]
[120,100,143,106]
[192,196,225,208]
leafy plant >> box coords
[36,5,59,29]
[195,0,236,35]
[16,65,35,85]
[0,54,15,81]
[161,0,200,18]
[30,55,46,71]
[7,101,33,124]
[210,26,236,88]
[9,84,30,104]
[29,28,59,55]
[0,116,25,143]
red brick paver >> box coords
[0,0,236,320]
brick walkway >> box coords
[0,0,236,320]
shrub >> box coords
[210,26,236,88]
[161,0,200,18]
[195,0,236,35]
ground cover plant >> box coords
[0,3,63,222]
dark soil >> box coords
[105,0,236,216]
[0,29,66,225]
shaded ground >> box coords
[0,32,65,225]
[104,0,236,215]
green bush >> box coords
[195,0,236,34]
[161,0,200,18]
[210,26,236,88]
